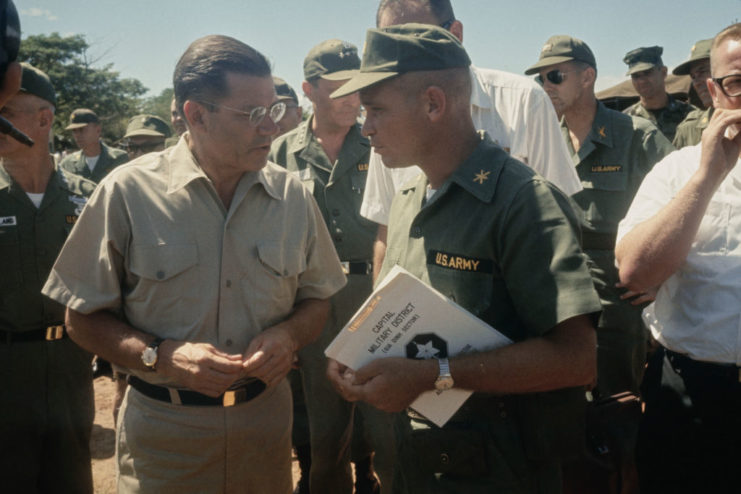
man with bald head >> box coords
[328,24,601,493]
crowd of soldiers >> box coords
[1,1,740,493]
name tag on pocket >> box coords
[0,216,17,226]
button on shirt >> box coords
[617,144,741,365]
[42,137,346,385]
[360,66,583,225]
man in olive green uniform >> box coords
[0,64,96,493]
[672,39,714,149]
[526,35,674,491]
[58,108,128,183]
[121,114,172,160]
[621,46,695,142]
[328,24,601,494]
[270,39,388,494]
[274,76,303,137]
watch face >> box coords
[435,375,454,391]
[142,346,158,366]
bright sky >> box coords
[19,0,741,101]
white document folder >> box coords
[325,265,512,427]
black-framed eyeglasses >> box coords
[197,100,286,126]
[712,73,741,98]
[439,18,454,30]
[535,69,577,86]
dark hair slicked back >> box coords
[173,35,271,118]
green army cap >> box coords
[330,23,471,99]
[19,63,56,106]
[623,46,664,75]
[303,39,360,81]
[524,35,596,75]
[273,76,298,103]
[123,114,172,139]
[65,108,99,130]
[673,39,712,75]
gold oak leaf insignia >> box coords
[598,126,607,138]
[473,170,491,184]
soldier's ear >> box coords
[449,21,463,43]
[302,81,314,103]
[38,107,53,129]
[423,85,446,123]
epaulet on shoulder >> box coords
[58,168,96,197]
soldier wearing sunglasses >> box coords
[526,34,674,493]
[622,46,695,142]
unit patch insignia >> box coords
[405,333,448,360]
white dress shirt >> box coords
[617,144,741,364]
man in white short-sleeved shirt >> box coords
[615,24,741,493]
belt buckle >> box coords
[223,388,247,407]
[341,261,350,275]
[223,390,237,407]
[45,325,64,341]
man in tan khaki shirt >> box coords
[42,35,346,494]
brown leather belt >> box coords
[129,375,266,407]
[0,324,66,343]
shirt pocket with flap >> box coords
[128,243,199,295]
[250,240,306,312]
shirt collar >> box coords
[447,132,505,203]
[399,132,505,204]
[166,132,282,201]
[587,101,616,149]
[287,116,315,155]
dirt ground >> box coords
[90,376,301,493]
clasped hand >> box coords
[158,326,297,397]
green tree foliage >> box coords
[18,32,147,149]
[140,87,174,125]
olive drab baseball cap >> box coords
[65,108,99,130]
[19,62,56,106]
[673,39,712,75]
[330,23,471,99]
[303,39,361,81]
[524,35,596,75]
[122,114,172,139]
[273,76,299,104]
[623,46,664,75]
